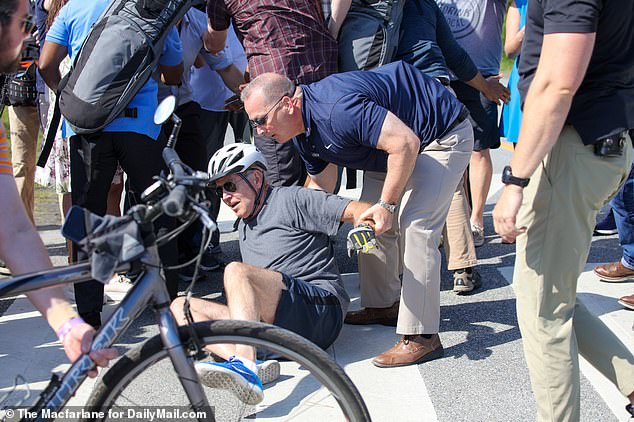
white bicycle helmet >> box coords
[208,143,267,183]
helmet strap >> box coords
[239,170,266,220]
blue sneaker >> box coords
[256,359,280,384]
[195,357,264,404]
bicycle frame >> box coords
[0,245,214,422]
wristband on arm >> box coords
[47,300,79,334]
[56,317,85,343]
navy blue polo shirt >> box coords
[293,61,465,174]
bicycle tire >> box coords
[83,320,371,422]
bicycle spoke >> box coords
[82,321,370,422]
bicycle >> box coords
[0,96,371,422]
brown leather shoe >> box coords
[618,293,634,310]
[372,334,444,368]
[593,261,634,282]
[344,301,399,326]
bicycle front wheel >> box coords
[85,320,371,422]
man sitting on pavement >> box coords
[240,62,473,368]
[170,143,372,405]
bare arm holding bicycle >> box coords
[0,174,116,376]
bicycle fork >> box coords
[155,303,216,422]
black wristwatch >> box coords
[502,165,530,188]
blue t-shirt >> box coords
[294,61,465,174]
[46,0,183,140]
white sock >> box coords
[232,356,257,374]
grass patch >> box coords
[500,55,514,76]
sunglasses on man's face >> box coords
[248,84,296,128]
[249,95,285,129]
[214,180,238,196]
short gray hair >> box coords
[241,73,295,107]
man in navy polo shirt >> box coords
[241,61,474,367]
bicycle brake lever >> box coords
[191,203,217,232]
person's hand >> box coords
[493,185,526,243]
[62,322,118,378]
[483,75,511,105]
[223,94,244,112]
[359,204,393,236]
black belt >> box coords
[444,107,470,134]
[421,108,471,153]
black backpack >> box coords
[4,63,38,107]
[39,0,191,166]
[1,32,38,108]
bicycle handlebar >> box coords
[162,147,189,217]
[162,147,184,176]
[163,186,187,217]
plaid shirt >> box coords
[207,0,337,83]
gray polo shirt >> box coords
[238,186,351,314]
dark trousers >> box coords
[70,131,179,323]
[165,101,206,259]
[611,162,634,267]
[201,109,251,164]
[172,101,207,172]
[253,134,306,187]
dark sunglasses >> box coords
[249,84,296,128]
[249,95,285,128]
[214,180,238,196]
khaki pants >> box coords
[514,127,634,422]
[444,175,477,270]
[443,84,477,270]
[358,119,473,333]
[9,105,39,223]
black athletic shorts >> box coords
[451,79,501,151]
[273,273,343,350]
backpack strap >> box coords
[37,94,60,168]
[37,74,69,168]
